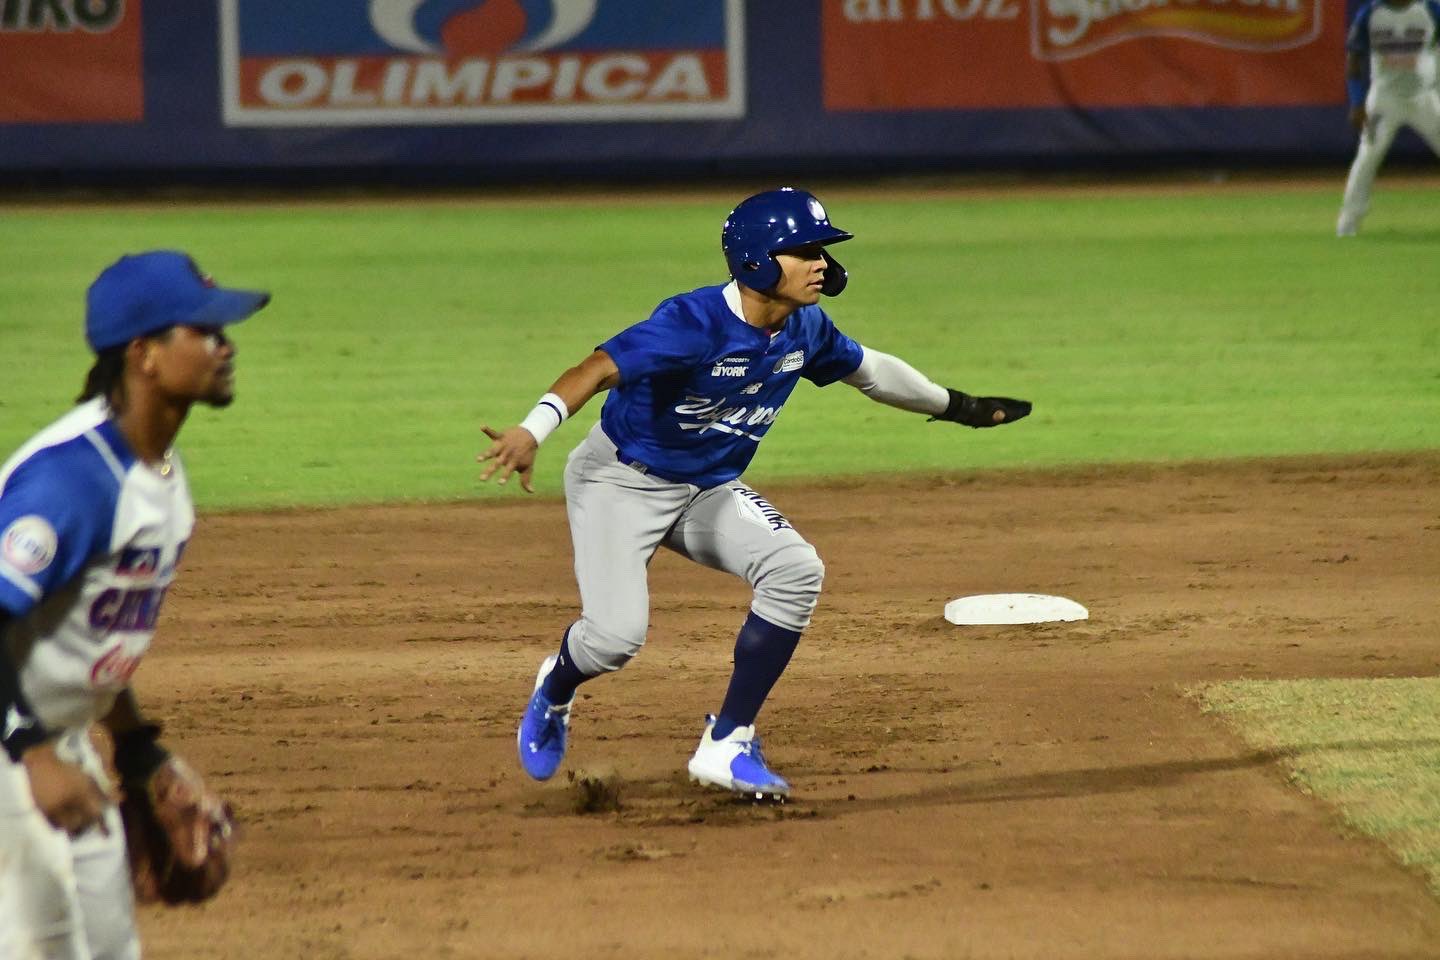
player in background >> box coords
[1337,0,1440,236]
[478,188,1031,799]
[0,252,267,959]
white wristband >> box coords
[518,392,568,445]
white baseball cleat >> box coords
[687,714,790,799]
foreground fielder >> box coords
[1337,0,1440,236]
[480,188,1031,799]
[0,252,264,958]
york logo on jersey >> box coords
[222,0,745,126]
[711,356,750,377]
[1033,0,1322,61]
[2,515,57,576]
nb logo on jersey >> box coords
[739,382,763,395]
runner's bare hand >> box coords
[477,424,538,493]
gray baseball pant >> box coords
[559,423,823,676]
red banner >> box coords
[823,0,1343,110]
[235,51,733,111]
[0,0,143,123]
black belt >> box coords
[616,451,651,475]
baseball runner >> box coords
[479,188,1032,799]
[1337,0,1440,236]
[0,251,263,959]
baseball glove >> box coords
[929,389,1032,428]
[121,755,236,905]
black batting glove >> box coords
[928,389,1032,428]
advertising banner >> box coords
[0,0,143,123]
[220,0,746,126]
[822,0,1345,110]
[0,3,1367,174]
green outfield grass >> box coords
[1195,679,1440,894]
[2,182,1438,508]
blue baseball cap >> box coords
[85,251,270,352]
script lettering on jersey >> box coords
[88,586,169,633]
[674,396,781,442]
[90,642,142,688]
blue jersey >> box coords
[598,282,864,488]
[0,398,194,732]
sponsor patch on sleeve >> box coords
[774,350,805,373]
[2,515,58,577]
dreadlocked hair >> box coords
[77,346,128,410]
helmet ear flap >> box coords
[737,256,780,291]
[820,250,847,297]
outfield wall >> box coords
[0,0,1422,180]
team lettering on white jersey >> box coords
[1357,0,1440,97]
[0,399,195,732]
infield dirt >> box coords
[136,453,1440,959]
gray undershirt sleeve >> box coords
[840,346,949,417]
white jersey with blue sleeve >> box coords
[0,397,194,734]
[1348,0,1440,99]
[597,281,864,488]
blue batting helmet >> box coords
[721,188,853,296]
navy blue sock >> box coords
[540,627,590,704]
[711,612,801,740]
